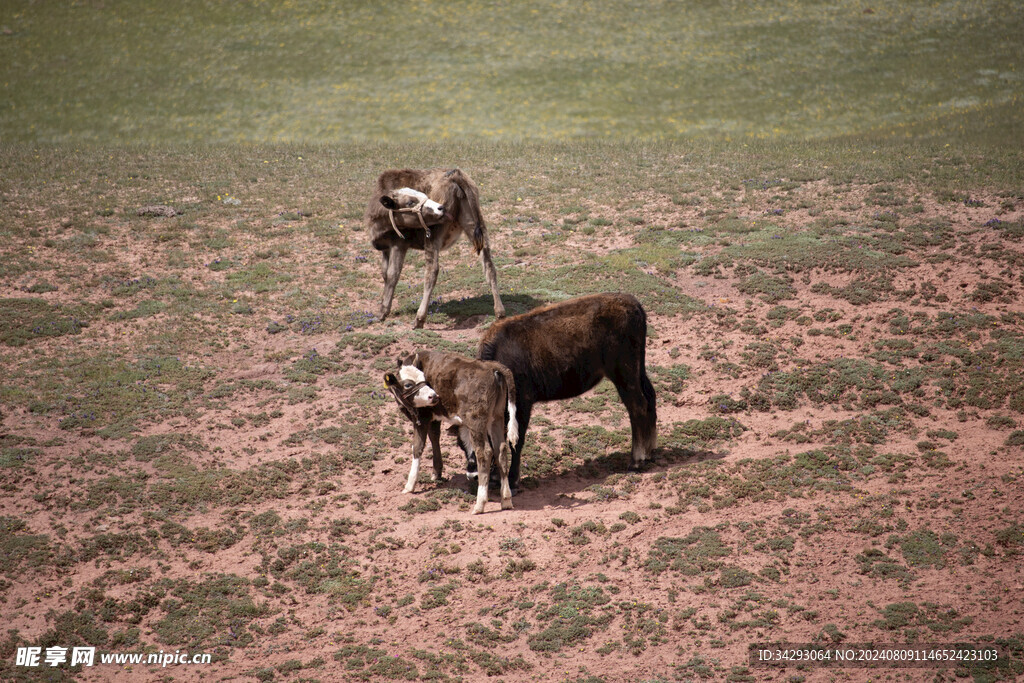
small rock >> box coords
[136,205,178,218]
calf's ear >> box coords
[380,195,398,210]
[383,372,399,388]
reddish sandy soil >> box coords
[1,180,1022,682]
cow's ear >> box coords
[384,372,399,388]
[380,195,398,210]
[395,355,404,368]
[412,352,422,369]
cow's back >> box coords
[478,293,646,403]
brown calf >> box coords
[384,351,518,514]
[478,292,657,489]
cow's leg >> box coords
[610,365,658,470]
[639,368,658,459]
[428,420,444,481]
[478,247,506,319]
[618,378,651,470]
[415,244,440,329]
[469,429,491,515]
[507,402,531,492]
[404,422,429,493]
[379,245,407,322]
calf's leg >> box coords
[414,245,440,329]
[451,425,477,483]
[490,421,513,511]
[428,420,444,481]
[404,423,429,494]
[469,429,491,515]
[479,247,506,319]
[378,245,407,322]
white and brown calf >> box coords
[384,350,518,514]
[367,168,506,328]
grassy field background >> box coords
[2,0,1022,143]
[2,1,1024,682]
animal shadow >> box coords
[431,445,724,512]
[516,446,725,510]
[430,293,547,328]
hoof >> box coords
[414,319,425,329]
[501,499,514,510]
[627,459,649,473]
[471,506,484,515]
[402,486,415,494]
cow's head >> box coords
[385,354,439,408]
[379,187,445,224]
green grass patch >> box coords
[887,529,958,569]
[644,528,732,576]
[154,574,270,649]
[855,548,915,584]
[528,582,612,653]
[0,298,91,346]
[736,271,796,303]
[664,417,747,450]
[873,601,973,635]
[0,516,52,574]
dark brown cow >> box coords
[384,350,518,514]
[477,293,657,489]
[367,168,505,328]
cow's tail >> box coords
[494,366,518,448]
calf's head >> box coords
[379,187,445,224]
[384,354,439,408]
